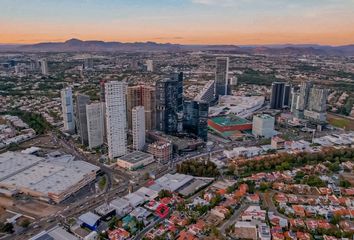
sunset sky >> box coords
[1,0,354,45]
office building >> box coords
[270,82,291,109]
[132,106,146,151]
[156,72,184,135]
[75,94,90,145]
[146,59,154,72]
[86,102,104,149]
[283,84,291,107]
[105,81,127,159]
[40,59,49,75]
[147,141,173,164]
[252,114,276,138]
[183,100,209,141]
[61,87,75,133]
[127,85,156,130]
[194,80,215,104]
[215,57,229,97]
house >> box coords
[110,197,132,216]
[177,230,198,240]
[211,206,230,219]
[188,220,206,235]
[247,194,260,204]
[258,223,271,240]
[271,136,285,149]
[272,232,285,240]
[292,205,305,217]
[234,221,258,240]
[268,212,288,228]
[108,228,130,240]
[296,232,312,240]
[289,219,305,229]
[241,205,266,221]
[78,212,100,231]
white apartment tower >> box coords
[146,60,154,72]
[61,87,75,133]
[132,106,146,151]
[86,102,104,149]
[105,81,127,159]
[40,59,49,75]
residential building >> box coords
[40,58,48,75]
[132,106,145,151]
[147,141,172,164]
[252,114,276,138]
[146,59,153,72]
[86,102,104,149]
[215,57,229,97]
[127,85,156,130]
[304,87,329,123]
[75,94,90,145]
[105,81,127,159]
[61,87,75,133]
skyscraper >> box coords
[194,80,215,104]
[132,106,146,151]
[297,81,313,111]
[270,82,291,109]
[215,57,229,97]
[127,85,156,130]
[105,81,127,159]
[304,87,329,123]
[86,102,104,149]
[40,59,48,75]
[75,94,90,145]
[127,86,143,130]
[61,87,75,133]
[156,72,184,135]
[270,82,285,109]
[146,60,154,72]
[183,100,209,141]
[283,84,291,107]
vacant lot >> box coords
[327,113,354,130]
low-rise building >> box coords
[234,221,258,240]
[117,151,154,170]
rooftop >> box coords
[210,115,250,126]
[119,151,153,163]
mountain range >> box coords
[1,38,354,56]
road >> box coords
[219,203,250,236]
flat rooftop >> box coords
[0,151,99,196]
[210,115,251,126]
[119,151,153,163]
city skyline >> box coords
[1,0,354,45]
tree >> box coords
[20,219,31,228]
[339,180,351,188]
[158,189,172,199]
[108,216,117,230]
[0,222,14,233]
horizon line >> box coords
[0,38,353,47]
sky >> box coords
[1,0,354,45]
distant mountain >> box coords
[0,39,354,56]
[12,38,182,52]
